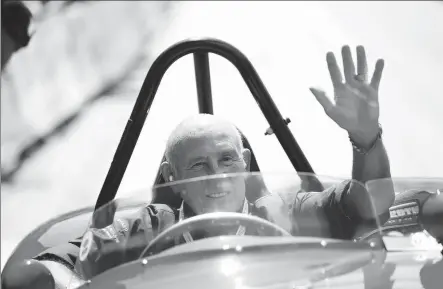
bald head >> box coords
[165,114,244,172]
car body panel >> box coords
[75,236,442,289]
[1,201,144,274]
[4,178,438,268]
[3,182,442,289]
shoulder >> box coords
[252,194,293,232]
[112,203,177,226]
[139,203,177,224]
[273,180,352,213]
[133,203,178,235]
[143,203,176,216]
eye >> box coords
[221,155,234,165]
[190,162,205,170]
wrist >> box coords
[349,124,383,154]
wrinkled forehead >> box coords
[182,129,241,152]
[173,129,242,163]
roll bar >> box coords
[94,38,323,211]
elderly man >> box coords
[157,45,392,230]
[4,45,394,288]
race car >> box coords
[2,38,442,289]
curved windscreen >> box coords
[71,172,388,288]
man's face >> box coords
[163,129,250,214]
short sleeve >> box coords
[33,204,177,279]
[291,180,361,240]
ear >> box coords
[160,162,183,194]
[242,148,251,171]
[160,161,174,183]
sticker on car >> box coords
[79,230,94,262]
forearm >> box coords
[351,138,391,183]
[346,135,395,219]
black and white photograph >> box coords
[1,1,442,289]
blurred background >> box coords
[1,1,442,269]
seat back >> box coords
[151,129,266,209]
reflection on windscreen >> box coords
[384,230,442,251]
[70,173,443,289]
[74,172,387,281]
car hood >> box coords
[80,236,443,289]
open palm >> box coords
[310,45,384,140]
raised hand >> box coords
[310,45,384,146]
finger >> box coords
[309,87,335,114]
[370,59,385,91]
[326,52,343,88]
[341,45,356,83]
[356,45,368,82]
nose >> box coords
[206,159,225,175]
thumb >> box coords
[309,87,335,114]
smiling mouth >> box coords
[207,192,229,199]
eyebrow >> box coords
[186,148,239,166]
[220,148,239,157]
[186,157,207,166]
